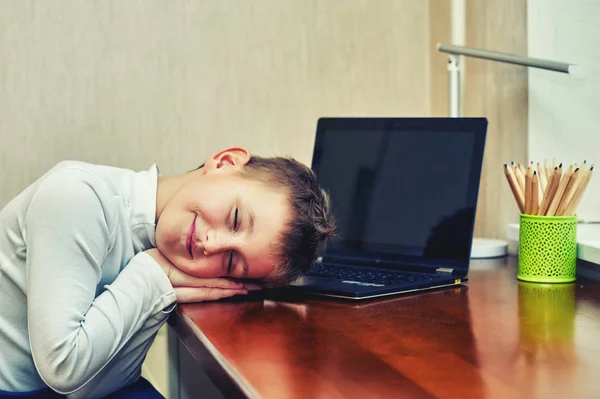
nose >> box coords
[202,229,231,255]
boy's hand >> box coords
[144,248,248,303]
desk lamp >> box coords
[437,43,576,258]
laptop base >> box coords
[288,276,467,300]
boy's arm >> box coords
[24,169,176,395]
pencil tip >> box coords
[559,163,563,168]
[533,170,537,175]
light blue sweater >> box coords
[0,161,176,395]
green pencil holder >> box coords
[518,214,577,283]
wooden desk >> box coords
[168,257,600,398]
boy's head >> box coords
[154,147,335,287]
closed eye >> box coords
[226,207,239,275]
[233,207,239,231]
[227,251,234,273]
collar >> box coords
[130,164,159,251]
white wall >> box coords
[528,0,600,221]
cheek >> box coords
[185,189,228,222]
[194,202,224,225]
[184,257,224,278]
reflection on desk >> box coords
[169,257,600,399]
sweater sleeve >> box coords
[24,169,176,394]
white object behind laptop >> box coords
[470,238,508,258]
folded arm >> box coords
[25,169,176,394]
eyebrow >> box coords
[246,200,255,233]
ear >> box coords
[203,147,250,173]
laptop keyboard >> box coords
[308,263,440,286]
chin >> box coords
[155,228,175,249]
[153,237,173,262]
[153,233,165,252]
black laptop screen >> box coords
[312,118,487,270]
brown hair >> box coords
[241,156,336,287]
[197,156,336,287]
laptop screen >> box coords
[312,118,487,271]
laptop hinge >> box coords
[436,267,453,274]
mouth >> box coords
[186,215,197,259]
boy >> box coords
[0,147,335,398]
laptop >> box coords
[288,117,488,300]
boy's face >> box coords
[155,148,290,282]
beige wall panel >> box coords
[465,0,528,239]
[428,0,452,117]
[0,1,430,208]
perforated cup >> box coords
[518,214,577,283]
